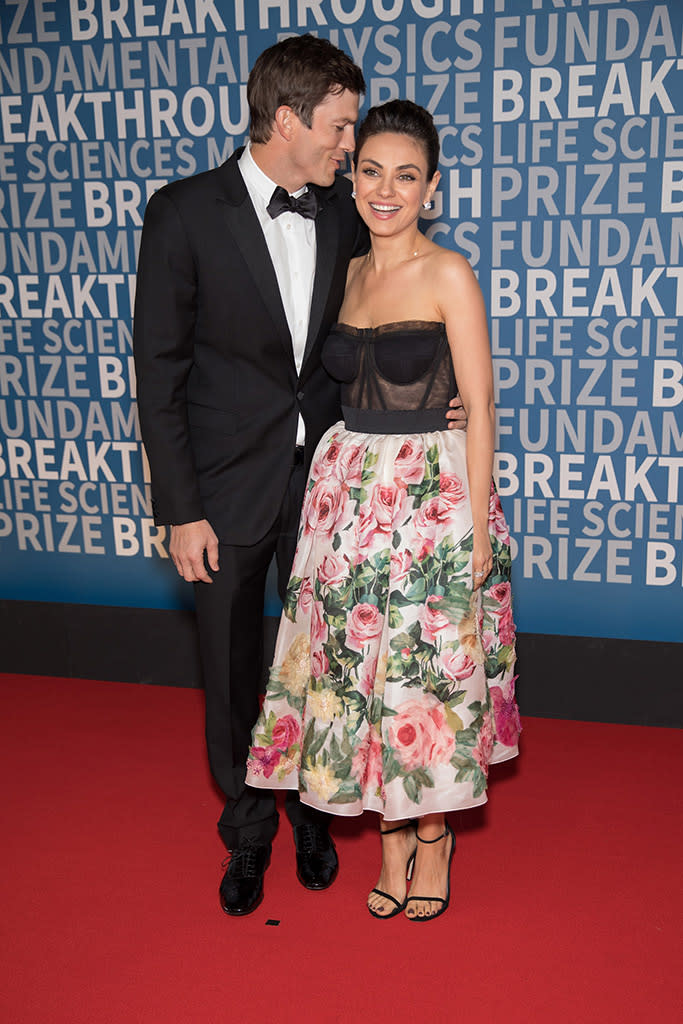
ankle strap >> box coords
[416,828,448,844]
[380,821,415,836]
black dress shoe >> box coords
[219,840,271,916]
[293,824,338,890]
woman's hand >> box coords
[446,394,467,430]
[472,533,493,591]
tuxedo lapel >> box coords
[215,155,293,362]
[302,187,340,369]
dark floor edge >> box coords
[1,600,681,727]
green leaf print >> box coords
[383,748,403,785]
[404,577,427,603]
[303,721,331,764]
[254,709,277,746]
[402,773,422,804]
[388,603,404,629]
[329,786,362,804]
[329,733,344,765]
[344,691,368,720]
[408,620,423,641]
[364,695,380,725]
[386,652,407,680]
[283,576,302,621]
[389,590,417,608]
[455,726,478,748]
[444,705,464,735]
[431,590,473,624]
[361,452,378,482]
[472,768,487,799]
[389,630,416,652]
[412,766,435,789]
[340,730,355,757]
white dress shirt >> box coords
[238,142,316,446]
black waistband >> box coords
[342,405,450,435]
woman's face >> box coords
[352,131,440,237]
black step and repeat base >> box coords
[2,600,681,728]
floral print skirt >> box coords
[246,422,520,820]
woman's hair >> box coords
[354,100,440,179]
[248,34,365,144]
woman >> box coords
[247,100,520,921]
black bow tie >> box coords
[266,186,319,220]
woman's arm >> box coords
[436,252,495,589]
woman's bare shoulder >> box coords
[427,246,476,285]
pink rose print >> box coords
[360,655,377,696]
[420,594,451,643]
[390,549,413,584]
[414,496,451,536]
[338,443,365,487]
[317,553,348,587]
[303,478,344,537]
[357,504,380,554]
[441,646,476,682]
[370,482,406,533]
[346,602,383,652]
[481,627,497,657]
[248,746,282,779]
[471,711,494,775]
[416,538,434,562]
[388,694,455,771]
[439,472,466,510]
[352,728,383,791]
[314,439,344,478]
[310,600,328,648]
[490,678,521,747]
[488,486,510,544]
[487,582,516,646]
[311,649,329,680]
[395,439,425,485]
[271,715,301,750]
[298,576,313,613]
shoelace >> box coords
[297,825,324,855]
[222,839,264,879]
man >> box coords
[134,35,367,916]
[135,34,464,917]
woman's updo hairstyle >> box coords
[354,99,440,180]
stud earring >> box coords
[423,200,433,210]
[351,190,357,199]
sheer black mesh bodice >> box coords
[322,320,457,434]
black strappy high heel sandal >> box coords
[367,821,417,920]
[404,824,456,922]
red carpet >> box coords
[2,673,681,1024]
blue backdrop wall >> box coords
[1,1,681,679]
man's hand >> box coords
[169,519,219,583]
[446,394,467,430]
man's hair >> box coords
[248,34,365,144]
[354,100,440,180]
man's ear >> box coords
[274,105,297,141]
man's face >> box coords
[289,89,359,187]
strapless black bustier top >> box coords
[322,321,457,434]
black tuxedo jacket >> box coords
[134,150,367,546]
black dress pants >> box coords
[193,453,328,849]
